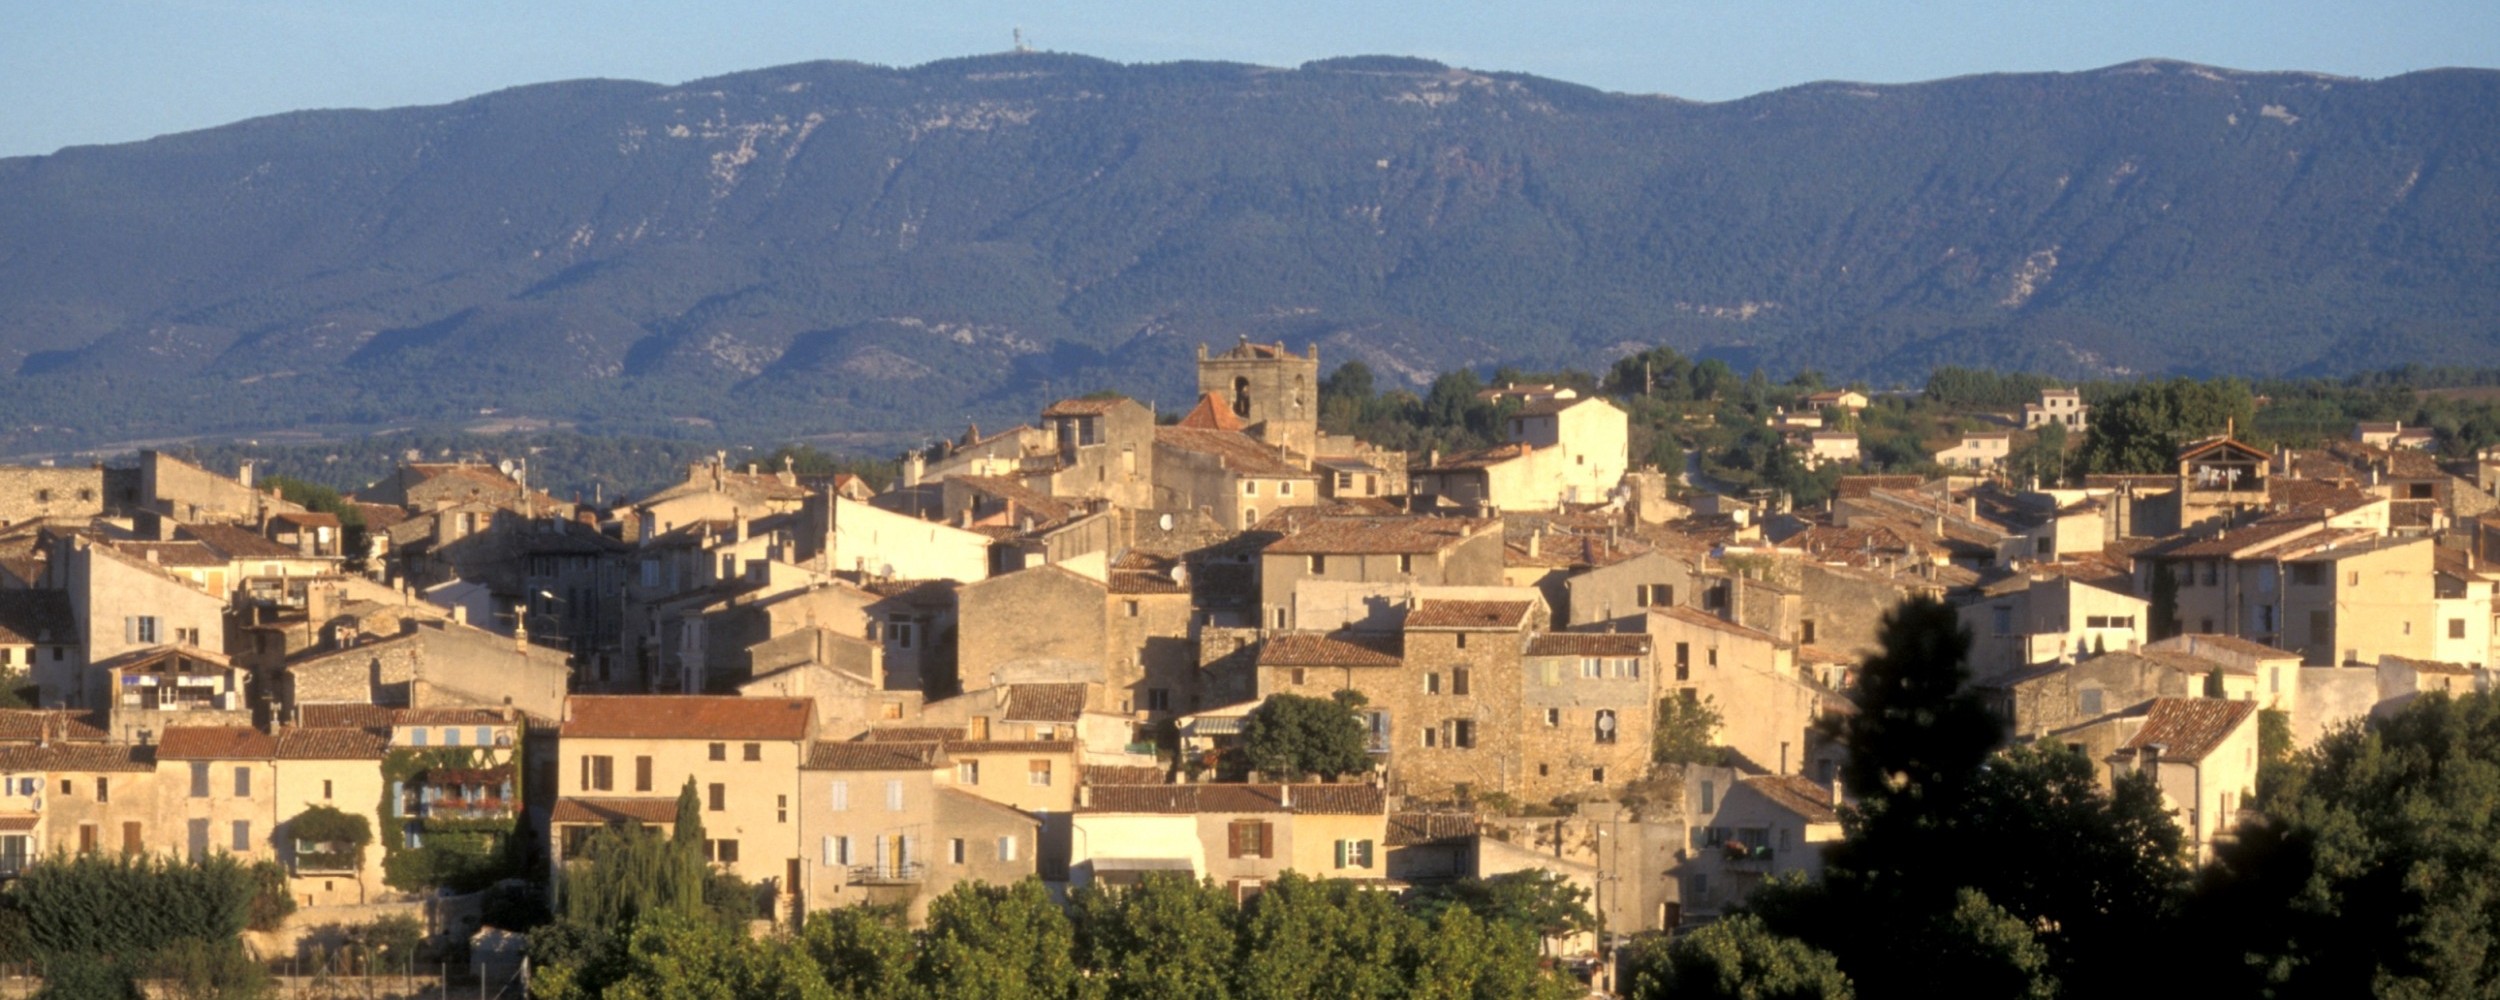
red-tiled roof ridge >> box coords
[561,696,813,742]
[1259,631,1403,667]
[2118,698,2257,761]
[1174,393,1247,432]
[156,726,277,760]
[1741,774,1841,825]
[1406,600,1534,631]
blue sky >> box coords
[4,1,2493,159]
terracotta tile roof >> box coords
[1174,393,1246,432]
[863,727,965,743]
[1406,600,1533,631]
[1085,765,1169,785]
[1154,427,1313,478]
[561,696,812,742]
[180,524,298,560]
[1041,396,1134,417]
[2139,519,2323,560]
[393,708,512,727]
[275,728,390,760]
[550,798,681,825]
[296,704,397,730]
[1741,774,1841,824]
[1080,783,1387,815]
[272,511,342,528]
[1265,515,1496,556]
[1386,810,1480,846]
[945,739,1080,754]
[0,591,74,645]
[803,741,943,771]
[0,816,36,832]
[1526,633,1651,658]
[156,726,277,760]
[1108,552,1191,595]
[1259,632,1401,667]
[1420,443,1533,472]
[1836,475,1930,499]
[1003,683,1089,723]
[2118,698,2257,761]
[2384,655,2476,676]
[108,540,225,567]
[0,710,107,744]
[953,476,1081,526]
[1649,605,1779,643]
[0,744,153,772]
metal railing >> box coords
[846,862,925,884]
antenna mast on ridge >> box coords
[1014,28,1032,53]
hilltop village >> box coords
[0,339,2488,962]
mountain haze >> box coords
[1,52,2495,452]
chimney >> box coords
[238,461,255,489]
[734,514,750,544]
[1280,785,1293,809]
[904,452,926,489]
[1078,785,1092,808]
[452,605,468,626]
[1526,531,1541,559]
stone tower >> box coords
[1195,338,1320,457]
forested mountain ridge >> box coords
[1,52,2494,452]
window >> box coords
[1699,780,1716,814]
[477,727,493,747]
[1244,481,1259,496]
[743,743,762,762]
[96,778,109,803]
[1029,760,1054,786]
[318,779,330,800]
[2292,563,2324,586]
[950,838,966,864]
[127,616,160,644]
[123,822,141,856]
[187,819,209,862]
[1228,819,1274,859]
[2453,619,2469,640]
[410,727,428,747]
[826,836,851,865]
[233,767,251,797]
[1546,708,1561,728]
[1309,555,1326,574]
[1147,688,1171,712]
[715,839,739,864]
[1124,600,1140,618]
[1580,658,1602,679]
[1425,673,1441,695]
[1457,633,1468,650]
[2080,689,2105,716]
[57,779,68,797]
[1421,726,1439,748]
[708,783,726,811]
[886,779,905,811]
[998,835,1019,862]
[1617,658,1641,679]
[1675,642,1690,681]
[1450,719,1476,749]
[582,756,614,792]
[1290,668,1306,686]
[1334,839,1375,869]
[1594,709,1619,744]
[2270,667,2283,694]
[1398,554,1414,574]
[777,794,789,823]
[959,761,980,784]
[231,821,251,853]
[1452,668,1470,696]
[635,756,654,792]
[709,743,727,762]
[2203,562,2220,586]
[1991,606,2014,636]
[1638,584,1674,607]
[1593,767,1607,783]
[1280,481,1294,497]
[443,728,461,747]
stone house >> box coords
[1562,549,1710,630]
[1956,575,2150,680]
[2022,389,2089,431]
[0,465,107,526]
[551,696,816,896]
[0,590,81,709]
[1257,515,1505,632]
[1382,599,1545,800]
[56,536,229,710]
[955,565,1108,693]
[1412,397,1629,512]
[1801,389,1869,413]
[95,646,248,744]
[271,726,390,906]
[1152,426,1319,533]
[1029,397,1157,511]
[1517,633,1655,802]
[136,452,298,525]
[1069,782,1388,897]
[282,619,571,723]
[1647,606,1834,778]
[1932,433,2011,471]
[1105,552,1197,718]
[795,740,1037,923]
[0,729,155,870]
[1672,768,1843,921]
[737,628,912,742]
[153,726,280,865]
[2107,698,2259,862]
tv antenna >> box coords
[1014,28,1032,53]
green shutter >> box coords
[1334,839,1347,868]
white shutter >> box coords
[829,779,848,811]
[822,836,836,866]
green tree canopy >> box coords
[2075,376,2257,474]
[1623,914,1853,1000]
[1241,691,1372,781]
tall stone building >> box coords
[1197,340,1320,458]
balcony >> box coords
[1721,842,1774,871]
[846,862,926,885]
[418,798,516,822]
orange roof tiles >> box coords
[274,728,390,760]
[1174,393,1247,432]
[803,741,943,771]
[561,696,812,742]
[1080,783,1386,815]
[1259,632,1402,667]
[2119,698,2257,761]
[156,726,277,760]
[1266,515,1495,556]
[1406,600,1533,631]
[1526,633,1651,657]
[550,798,681,825]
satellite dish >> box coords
[1158,513,1174,531]
[497,459,517,476]
[1596,711,1617,733]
